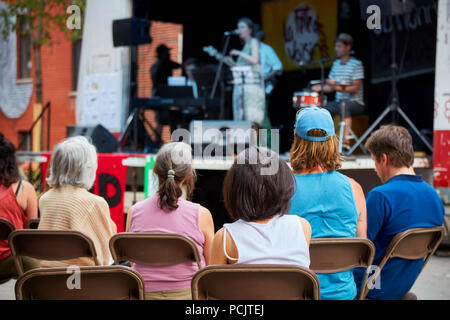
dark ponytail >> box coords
[154,142,195,211]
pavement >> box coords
[1,253,449,300]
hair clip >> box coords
[167,169,175,178]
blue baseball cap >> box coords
[295,107,335,142]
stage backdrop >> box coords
[40,153,129,232]
[261,0,338,70]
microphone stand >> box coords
[210,34,232,100]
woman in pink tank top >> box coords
[126,142,214,300]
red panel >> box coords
[433,130,450,188]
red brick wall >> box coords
[138,21,183,143]
[0,20,75,150]
[0,18,183,149]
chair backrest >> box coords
[361,226,445,299]
[0,218,15,241]
[109,232,202,269]
[191,264,320,300]
[8,229,99,275]
[15,265,145,300]
[26,218,40,229]
[309,237,375,273]
[309,237,375,300]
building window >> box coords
[18,19,31,79]
[72,38,82,91]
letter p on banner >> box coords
[66,266,81,290]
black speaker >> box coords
[112,18,152,47]
[67,124,118,153]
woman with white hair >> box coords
[126,142,214,300]
[38,136,117,267]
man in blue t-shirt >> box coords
[353,125,444,300]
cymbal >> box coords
[309,80,322,85]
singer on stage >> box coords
[226,17,265,131]
[312,33,366,149]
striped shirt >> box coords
[328,57,364,105]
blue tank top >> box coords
[289,171,358,300]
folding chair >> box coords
[8,230,100,276]
[191,264,320,300]
[0,218,16,284]
[15,265,145,300]
[0,218,14,241]
[360,226,445,300]
[309,237,375,300]
[109,232,202,269]
[26,218,40,229]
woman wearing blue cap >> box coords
[288,106,367,300]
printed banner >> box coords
[261,0,338,70]
[144,155,158,199]
[41,153,128,232]
[433,0,450,191]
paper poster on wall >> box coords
[261,0,338,70]
[80,72,122,132]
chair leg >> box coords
[400,292,417,300]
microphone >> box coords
[224,29,239,36]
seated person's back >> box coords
[126,142,214,300]
[288,107,367,300]
[38,136,117,268]
[353,125,444,300]
[0,133,39,278]
[211,147,311,268]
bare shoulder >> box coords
[296,216,311,231]
[348,177,364,193]
[198,205,213,219]
[22,180,36,194]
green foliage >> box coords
[0,0,86,46]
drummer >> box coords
[312,33,366,150]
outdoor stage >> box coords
[17,151,433,233]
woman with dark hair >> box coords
[126,142,214,300]
[227,17,265,130]
[211,146,311,267]
[0,133,39,279]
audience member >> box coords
[353,125,444,300]
[288,106,367,300]
[126,142,214,300]
[0,133,39,279]
[38,136,117,267]
[211,146,311,268]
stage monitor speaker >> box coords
[67,124,118,153]
[188,120,253,157]
[112,18,152,47]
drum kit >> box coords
[292,80,325,110]
[292,80,368,155]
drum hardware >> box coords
[336,80,368,155]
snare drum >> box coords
[292,91,325,109]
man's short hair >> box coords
[365,125,414,168]
[336,33,353,47]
